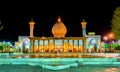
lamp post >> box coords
[103,36,109,53]
[108,33,114,52]
[103,36,108,42]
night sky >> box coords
[0,0,120,42]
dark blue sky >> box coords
[0,0,120,41]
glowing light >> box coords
[24,38,30,44]
[108,33,114,38]
[103,36,108,41]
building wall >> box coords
[29,37,84,53]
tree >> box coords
[0,20,3,30]
[111,7,120,40]
[0,46,3,52]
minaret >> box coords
[81,19,87,37]
[81,19,87,53]
[29,19,35,37]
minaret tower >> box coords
[81,19,87,53]
[81,19,87,37]
[29,19,35,37]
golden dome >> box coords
[52,16,67,38]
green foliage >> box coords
[0,19,3,30]
[114,45,120,50]
[111,7,120,39]
[0,46,3,50]
[105,44,109,48]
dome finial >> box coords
[30,17,34,22]
[29,16,35,25]
[58,16,61,22]
[83,19,85,22]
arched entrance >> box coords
[22,38,30,53]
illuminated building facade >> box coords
[28,17,85,53]
[28,17,101,53]
[86,32,101,53]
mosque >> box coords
[20,16,101,53]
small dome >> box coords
[52,16,67,38]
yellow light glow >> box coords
[108,33,114,38]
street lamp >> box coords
[108,33,114,52]
[108,33,114,39]
[103,36,108,42]
[103,33,114,42]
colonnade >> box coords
[29,37,85,53]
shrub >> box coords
[114,45,120,50]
